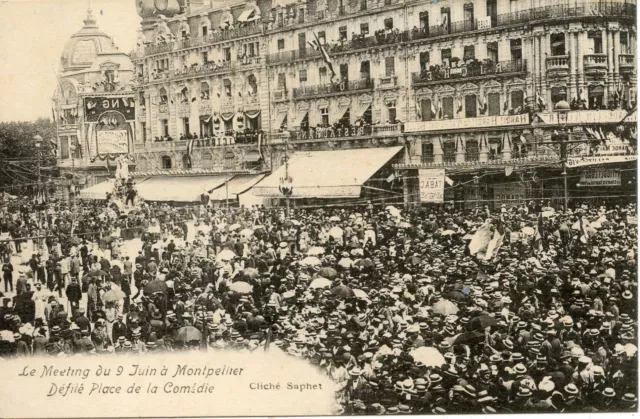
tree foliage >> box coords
[0,118,58,193]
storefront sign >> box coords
[84,96,135,121]
[566,155,637,168]
[405,114,529,133]
[580,170,621,186]
[97,130,129,155]
[418,169,445,203]
[477,16,492,29]
[533,110,637,125]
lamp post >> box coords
[70,144,76,207]
[554,100,570,211]
[278,138,293,216]
[32,132,43,205]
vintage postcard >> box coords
[0,0,637,416]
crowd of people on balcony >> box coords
[329,27,405,53]
[151,129,264,146]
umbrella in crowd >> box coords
[409,347,446,368]
[309,277,332,289]
[102,289,126,302]
[300,256,322,267]
[307,246,325,256]
[432,299,459,315]
[217,249,236,261]
[318,267,338,278]
[330,285,354,299]
[174,326,201,343]
[229,281,252,294]
[241,268,260,280]
[143,280,168,294]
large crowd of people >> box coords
[0,190,637,414]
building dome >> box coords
[59,9,120,72]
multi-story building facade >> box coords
[54,9,136,201]
[130,0,637,207]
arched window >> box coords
[136,157,148,172]
[202,152,213,169]
[161,156,172,169]
[247,74,258,95]
[159,87,168,104]
[200,82,210,99]
[182,154,192,169]
[223,150,235,169]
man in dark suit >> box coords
[75,307,91,333]
[66,277,82,318]
[112,314,128,343]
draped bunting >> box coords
[330,103,350,124]
[221,112,235,122]
[245,110,261,119]
[200,115,212,123]
[294,111,308,128]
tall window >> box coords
[385,56,395,76]
[202,51,209,64]
[160,119,169,136]
[384,18,394,30]
[620,31,629,54]
[60,137,69,159]
[511,90,524,111]
[588,31,603,54]
[442,97,454,119]
[551,87,566,106]
[466,140,479,161]
[440,7,451,33]
[223,79,232,97]
[339,26,347,40]
[360,0,367,11]
[201,153,213,169]
[442,141,455,163]
[387,101,397,124]
[441,48,451,66]
[421,99,432,121]
[421,142,434,162]
[299,69,307,84]
[319,67,328,84]
[318,31,326,45]
[463,3,474,31]
[277,39,285,50]
[488,93,501,116]
[141,122,147,142]
[277,73,287,91]
[202,26,208,37]
[223,47,231,61]
[465,94,477,118]
[321,108,329,126]
[419,11,429,32]
[182,155,192,169]
[420,52,430,71]
[487,42,499,63]
[159,88,168,104]
[182,117,190,135]
[510,39,522,61]
[161,156,172,169]
[360,23,369,36]
[550,33,566,56]
[463,45,475,61]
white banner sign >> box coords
[418,169,445,203]
[96,130,129,155]
[566,155,637,168]
[534,109,637,125]
[477,16,492,29]
[580,170,621,186]
[405,113,529,133]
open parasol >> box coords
[309,277,333,289]
[144,280,168,294]
[330,285,355,299]
[102,289,126,302]
[300,256,322,267]
[229,281,253,294]
[433,299,459,315]
[318,267,338,278]
[175,326,202,343]
[217,249,236,261]
[242,268,260,280]
[307,246,325,256]
[409,347,446,367]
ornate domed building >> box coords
[53,8,137,202]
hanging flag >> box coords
[444,176,454,186]
[313,32,337,83]
[187,137,194,156]
[386,173,396,183]
[469,221,492,255]
[485,218,505,260]
[503,99,509,114]
[456,97,463,115]
[437,100,443,119]
[415,99,422,118]
[505,166,514,177]
[257,131,264,160]
[519,134,527,145]
[431,100,437,119]
[536,91,546,110]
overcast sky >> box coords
[0,0,140,122]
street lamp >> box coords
[278,137,293,216]
[32,132,43,205]
[70,144,76,207]
[554,100,571,211]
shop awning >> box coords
[209,174,267,201]
[276,112,288,129]
[237,9,259,22]
[244,150,262,162]
[136,175,233,202]
[294,111,308,127]
[78,179,115,200]
[252,146,402,198]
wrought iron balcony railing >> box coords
[292,78,374,99]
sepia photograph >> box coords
[0,0,637,416]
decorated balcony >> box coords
[412,59,525,87]
[584,54,608,70]
[292,79,373,100]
